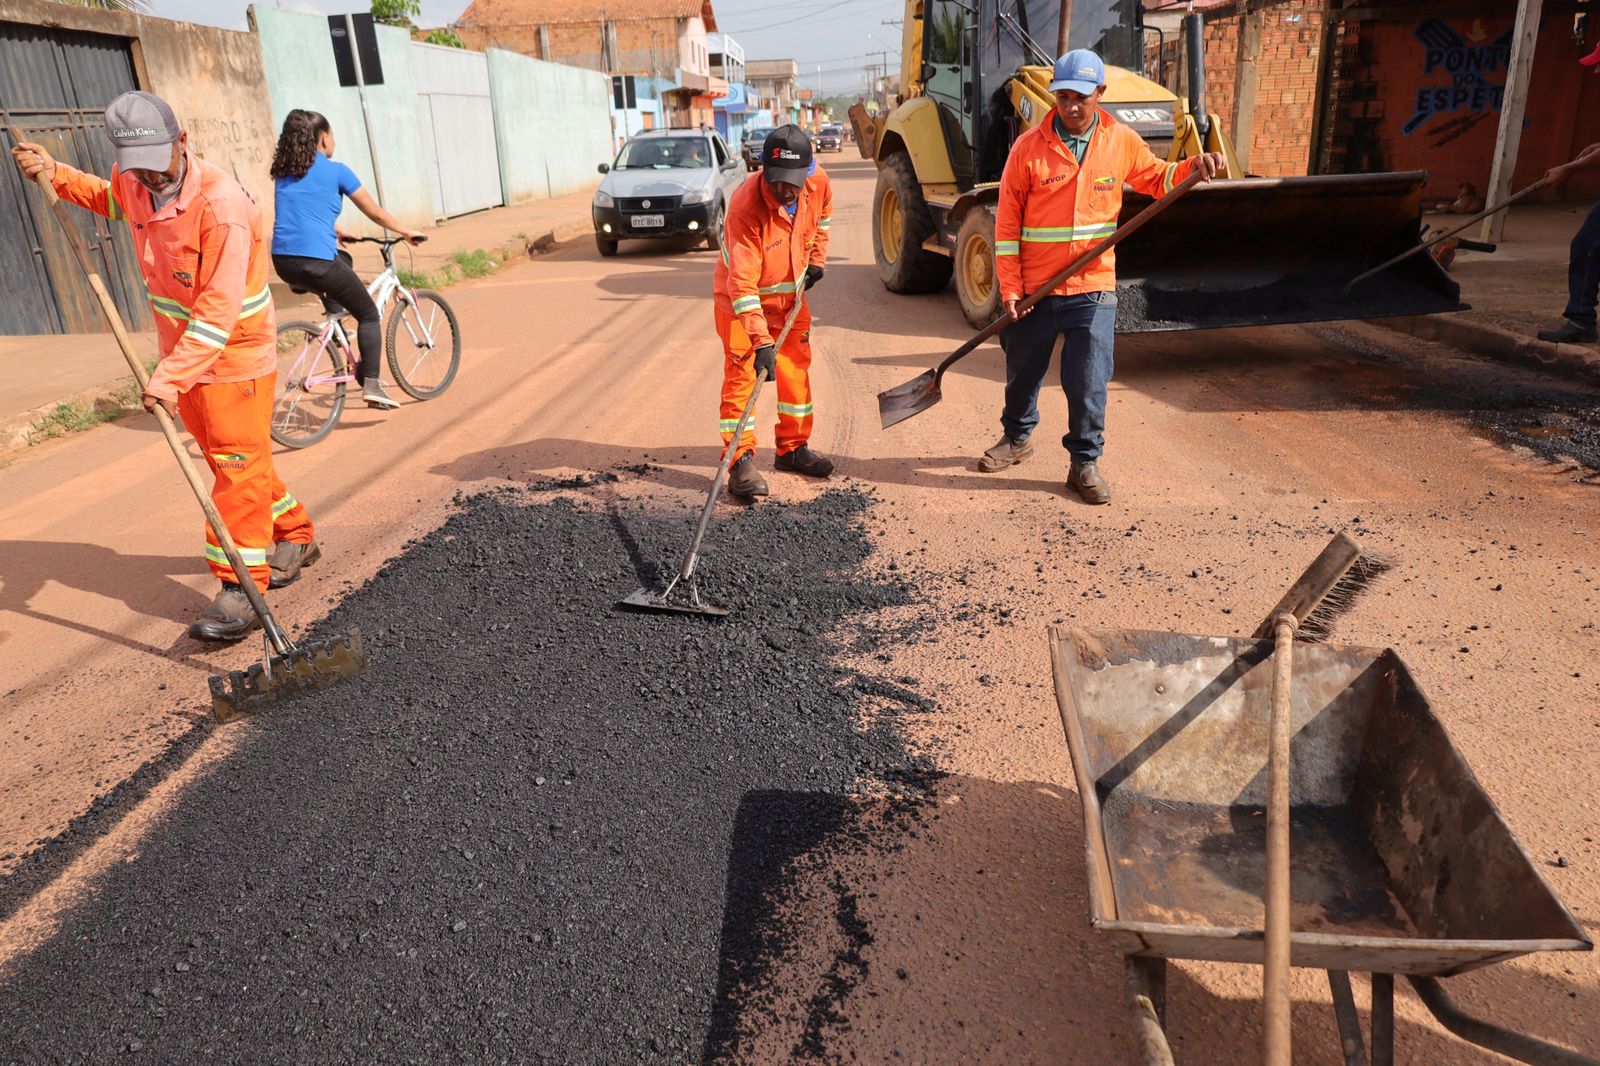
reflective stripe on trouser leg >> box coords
[714,303,760,461]
[178,375,309,592]
[773,306,813,456]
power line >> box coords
[723,0,886,35]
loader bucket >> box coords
[1110,171,1464,333]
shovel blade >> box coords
[209,628,369,724]
[877,370,941,429]
[617,587,731,618]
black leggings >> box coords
[272,251,382,384]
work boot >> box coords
[187,584,261,643]
[363,378,401,409]
[268,539,322,589]
[1536,320,1598,344]
[774,445,834,478]
[978,434,1034,472]
[1068,461,1111,505]
[727,453,768,499]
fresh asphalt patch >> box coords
[0,483,941,1063]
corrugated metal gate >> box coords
[0,20,147,336]
[412,43,504,220]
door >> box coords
[711,132,741,200]
[0,20,147,336]
[922,0,978,188]
[412,43,503,219]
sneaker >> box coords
[727,452,769,499]
[363,379,401,409]
[268,539,322,589]
[773,445,834,478]
[1068,461,1111,505]
[978,434,1034,472]
[1536,320,1598,344]
[186,584,261,642]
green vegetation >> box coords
[424,29,464,48]
[451,249,496,279]
[24,366,151,445]
[371,0,420,27]
[397,267,432,290]
[48,0,150,11]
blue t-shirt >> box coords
[272,152,361,260]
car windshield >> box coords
[614,137,711,170]
[745,128,772,144]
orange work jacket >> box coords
[52,150,276,402]
[995,107,1200,303]
[713,165,832,347]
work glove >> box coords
[753,344,777,382]
[804,264,824,290]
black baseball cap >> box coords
[761,124,812,187]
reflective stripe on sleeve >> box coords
[106,188,124,221]
[817,216,831,231]
[239,285,272,319]
[1163,163,1178,193]
[731,295,762,314]
[183,320,230,351]
[149,294,191,322]
[995,240,1020,256]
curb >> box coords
[1,376,140,457]
[1376,314,1600,384]
[527,215,594,254]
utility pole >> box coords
[344,13,388,234]
[1481,0,1544,243]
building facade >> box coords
[709,32,750,144]
[458,0,719,146]
[745,58,799,126]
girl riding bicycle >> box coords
[269,109,425,410]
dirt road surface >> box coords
[1,159,1596,1062]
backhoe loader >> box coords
[851,0,1464,331]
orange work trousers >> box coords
[715,301,813,461]
[177,374,314,592]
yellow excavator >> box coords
[850,1,1463,330]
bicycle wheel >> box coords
[271,321,348,449]
[385,289,461,400]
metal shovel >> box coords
[619,283,810,618]
[11,126,369,723]
[878,169,1205,429]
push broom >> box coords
[12,127,368,723]
[1251,531,1389,1065]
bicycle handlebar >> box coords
[340,235,428,246]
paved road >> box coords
[2,159,1596,1062]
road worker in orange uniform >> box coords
[982,50,1224,504]
[11,92,318,641]
[713,125,833,500]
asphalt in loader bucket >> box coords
[1109,171,1464,333]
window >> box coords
[712,135,729,166]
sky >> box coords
[146,0,905,97]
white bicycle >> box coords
[271,236,461,448]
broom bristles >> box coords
[1295,551,1391,642]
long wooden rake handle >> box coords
[927,168,1207,388]
[10,126,293,655]
[1344,175,1550,294]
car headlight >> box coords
[682,186,713,205]
[594,190,615,208]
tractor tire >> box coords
[872,152,952,294]
[953,204,1003,328]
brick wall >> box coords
[1327,7,1600,200]
[458,17,685,78]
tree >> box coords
[424,29,464,48]
[371,0,421,28]
[48,0,151,11]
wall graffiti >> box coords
[186,115,267,168]
[1404,19,1514,135]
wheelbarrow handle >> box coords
[932,168,1207,388]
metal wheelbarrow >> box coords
[1049,626,1595,1065]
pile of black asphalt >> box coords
[0,481,940,1064]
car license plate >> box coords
[632,214,665,228]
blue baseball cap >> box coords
[1048,49,1105,95]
